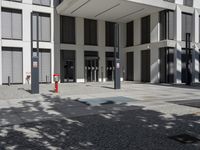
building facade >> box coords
[0,0,200,85]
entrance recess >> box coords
[141,50,150,82]
[84,51,99,82]
[60,50,76,83]
[106,52,114,81]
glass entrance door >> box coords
[64,60,75,82]
[85,59,99,82]
[106,59,114,81]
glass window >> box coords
[33,13,51,42]
[33,0,51,7]
[141,15,150,44]
[106,21,115,47]
[84,19,97,46]
[182,13,193,41]
[126,21,134,47]
[2,8,22,40]
[159,10,174,40]
[60,16,76,44]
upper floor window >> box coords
[60,16,76,44]
[159,10,174,40]
[182,13,193,41]
[106,21,115,47]
[141,15,150,44]
[32,13,51,42]
[2,8,22,40]
[183,0,193,7]
[126,21,134,47]
[84,19,97,46]
[33,0,51,7]
[4,0,22,2]
[163,0,175,3]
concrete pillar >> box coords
[23,5,32,84]
[134,50,141,81]
[76,17,84,46]
[193,10,200,83]
[98,20,106,82]
[174,43,182,83]
[76,49,84,82]
[174,6,182,84]
[150,12,159,43]
[175,6,182,42]
[194,10,199,43]
[193,45,199,83]
[134,18,141,45]
[150,46,159,83]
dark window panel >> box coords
[183,0,193,7]
[182,13,193,41]
[141,15,150,44]
[106,21,115,47]
[84,19,97,46]
[60,16,76,44]
[126,21,134,47]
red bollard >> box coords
[55,81,58,93]
[53,74,60,93]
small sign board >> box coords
[33,61,38,68]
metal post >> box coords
[31,12,39,94]
[114,23,121,89]
[186,33,191,85]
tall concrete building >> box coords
[0,0,200,85]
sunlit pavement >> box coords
[0,82,200,149]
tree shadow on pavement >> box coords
[0,95,199,150]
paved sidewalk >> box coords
[0,82,199,149]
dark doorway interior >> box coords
[60,50,76,83]
[106,52,114,81]
[159,47,174,83]
[84,51,99,82]
[141,50,150,82]
[126,52,134,81]
[182,48,192,83]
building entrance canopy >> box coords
[56,0,175,23]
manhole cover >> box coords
[169,134,200,144]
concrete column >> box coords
[119,23,126,81]
[98,20,105,47]
[76,17,84,46]
[98,20,106,82]
[99,49,106,82]
[150,46,159,83]
[174,6,182,84]
[150,12,159,43]
[194,10,199,43]
[175,6,182,41]
[23,5,32,84]
[174,43,182,83]
[134,50,141,81]
[193,45,199,83]
[76,48,84,82]
[193,0,200,8]
[134,18,141,46]
[193,10,199,83]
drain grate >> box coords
[169,134,200,144]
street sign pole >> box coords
[31,12,39,94]
[114,23,121,89]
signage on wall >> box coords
[33,61,38,68]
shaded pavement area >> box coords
[0,93,199,150]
